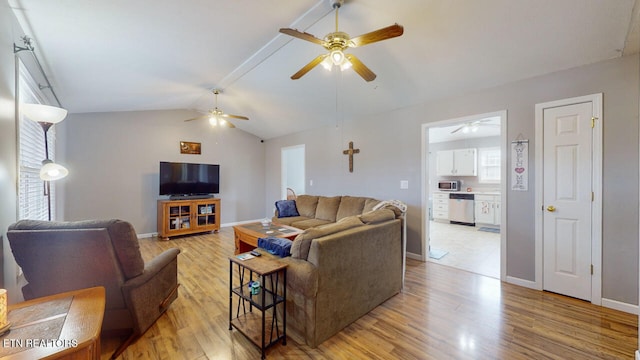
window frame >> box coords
[477,146,501,184]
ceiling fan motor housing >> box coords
[324,32,350,49]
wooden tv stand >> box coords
[157,198,220,240]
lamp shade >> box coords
[21,103,68,124]
[40,159,69,181]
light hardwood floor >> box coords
[101,227,638,359]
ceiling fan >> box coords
[451,119,500,134]
[279,0,403,82]
[184,89,248,128]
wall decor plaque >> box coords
[180,141,201,155]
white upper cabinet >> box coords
[436,148,477,176]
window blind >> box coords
[18,61,57,221]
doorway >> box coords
[534,94,602,304]
[422,110,507,280]
[281,144,305,199]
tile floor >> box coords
[428,220,501,278]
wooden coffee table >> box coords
[233,222,303,254]
[0,286,105,360]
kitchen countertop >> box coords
[435,191,501,196]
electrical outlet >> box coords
[400,180,409,189]
[309,179,313,186]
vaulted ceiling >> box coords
[9,0,639,139]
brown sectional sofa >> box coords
[264,195,403,347]
[272,194,382,229]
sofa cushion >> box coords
[290,218,332,230]
[291,216,364,260]
[336,196,367,221]
[272,216,310,227]
[295,195,319,218]
[275,200,300,218]
[363,198,381,213]
[315,196,342,222]
[360,208,396,224]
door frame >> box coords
[280,144,305,199]
[420,110,508,280]
[534,93,603,305]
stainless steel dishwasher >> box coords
[448,193,475,225]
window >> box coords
[478,147,500,184]
[17,61,57,220]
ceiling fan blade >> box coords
[291,54,328,80]
[345,54,376,82]
[221,113,249,120]
[451,126,464,134]
[184,115,208,122]
[222,121,236,128]
[349,24,404,47]
[279,28,324,45]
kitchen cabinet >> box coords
[474,194,501,226]
[436,148,477,176]
[432,192,449,221]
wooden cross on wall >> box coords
[342,141,360,173]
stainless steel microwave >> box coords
[438,180,460,191]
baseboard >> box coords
[506,276,540,290]
[221,219,263,228]
[137,232,157,239]
[406,252,422,261]
[602,298,638,315]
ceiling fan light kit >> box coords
[279,0,404,82]
[184,89,249,129]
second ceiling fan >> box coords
[184,89,248,128]
[279,0,403,82]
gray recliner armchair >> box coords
[7,219,180,359]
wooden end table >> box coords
[233,223,303,254]
[0,286,105,360]
[229,254,287,359]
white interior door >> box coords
[542,102,593,301]
[281,144,305,199]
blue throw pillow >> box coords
[275,200,299,218]
[258,236,292,257]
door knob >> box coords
[546,205,556,212]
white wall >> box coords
[264,54,640,306]
[59,109,266,234]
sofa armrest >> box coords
[278,256,319,345]
[253,250,318,298]
[121,248,180,334]
[279,256,318,297]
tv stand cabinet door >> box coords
[193,198,221,232]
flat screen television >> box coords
[159,161,220,197]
